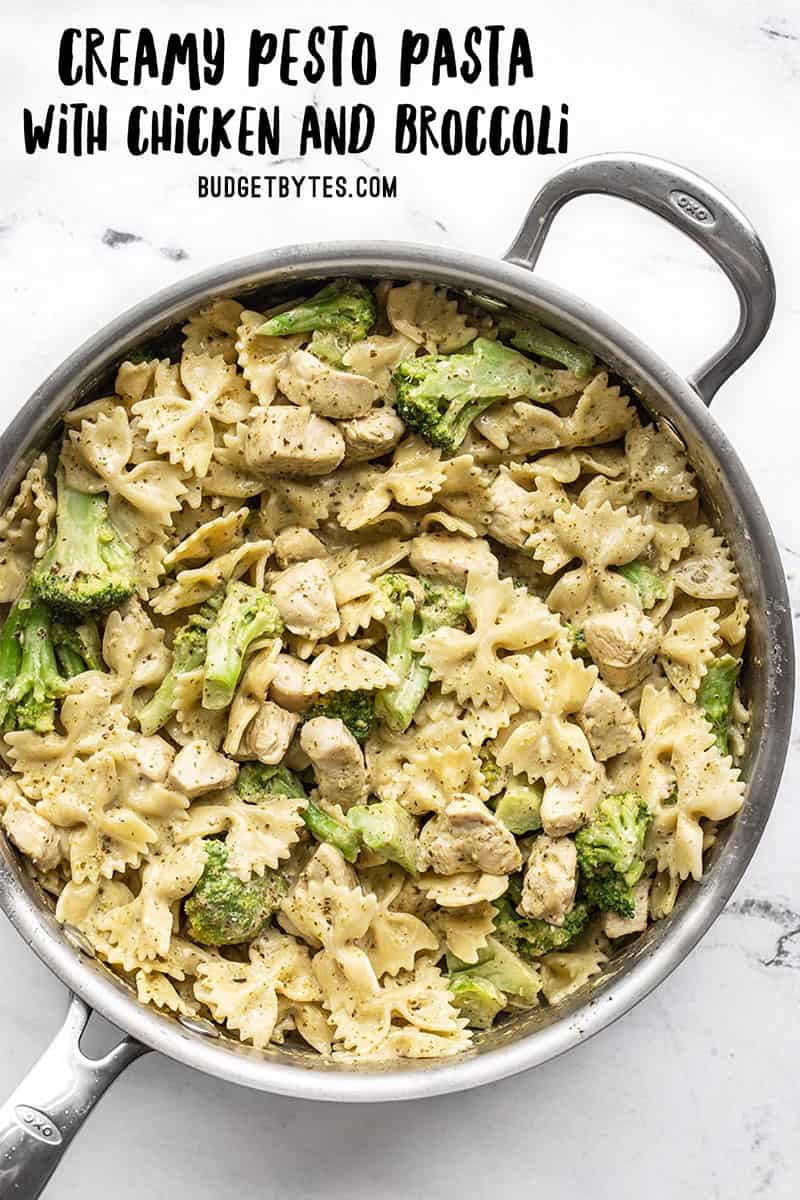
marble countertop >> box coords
[0,0,798,1196]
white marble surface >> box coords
[1,0,799,1196]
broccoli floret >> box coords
[419,578,470,632]
[235,763,361,862]
[184,840,285,946]
[494,777,543,835]
[202,582,284,710]
[575,792,650,918]
[51,615,103,677]
[448,936,540,1006]
[31,474,137,614]
[236,762,307,801]
[304,689,375,743]
[576,792,650,879]
[448,973,506,1030]
[393,337,570,453]
[493,895,588,958]
[138,596,223,736]
[615,559,668,610]
[581,873,640,918]
[375,575,468,732]
[0,587,67,733]
[347,798,420,876]
[696,654,741,756]
[496,315,596,378]
[256,279,376,341]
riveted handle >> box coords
[504,153,776,405]
[0,995,147,1198]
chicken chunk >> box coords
[576,680,642,761]
[408,534,498,586]
[2,789,61,871]
[278,349,379,419]
[168,740,238,799]
[518,834,577,926]
[486,469,535,551]
[540,764,603,837]
[245,405,345,477]
[583,603,659,690]
[283,734,311,772]
[271,559,340,639]
[602,879,651,938]
[273,526,327,568]
[133,735,175,783]
[419,794,522,876]
[269,653,311,712]
[300,717,369,810]
[341,408,405,462]
[238,701,299,764]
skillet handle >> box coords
[0,994,147,1198]
[504,153,776,405]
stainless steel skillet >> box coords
[0,154,793,1198]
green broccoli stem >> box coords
[202,582,283,711]
[303,799,360,863]
[137,669,179,738]
[347,798,420,876]
[13,601,64,698]
[0,591,67,732]
[309,330,353,367]
[31,474,137,614]
[53,642,85,678]
[138,624,207,736]
[233,762,360,861]
[448,936,540,1006]
[376,577,468,733]
[696,654,741,755]
[497,316,596,378]
[51,617,103,678]
[377,658,431,734]
[375,590,421,732]
[448,973,506,1030]
[494,778,543,835]
[0,595,25,726]
[615,559,668,610]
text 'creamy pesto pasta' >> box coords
[0,277,750,1060]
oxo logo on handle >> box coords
[14,1105,63,1145]
[668,188,716,226]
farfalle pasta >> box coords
[0,277,751,1060]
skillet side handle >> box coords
[0,994,147,1198]
[504,153,776,405]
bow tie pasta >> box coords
[0,278,750,1060]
